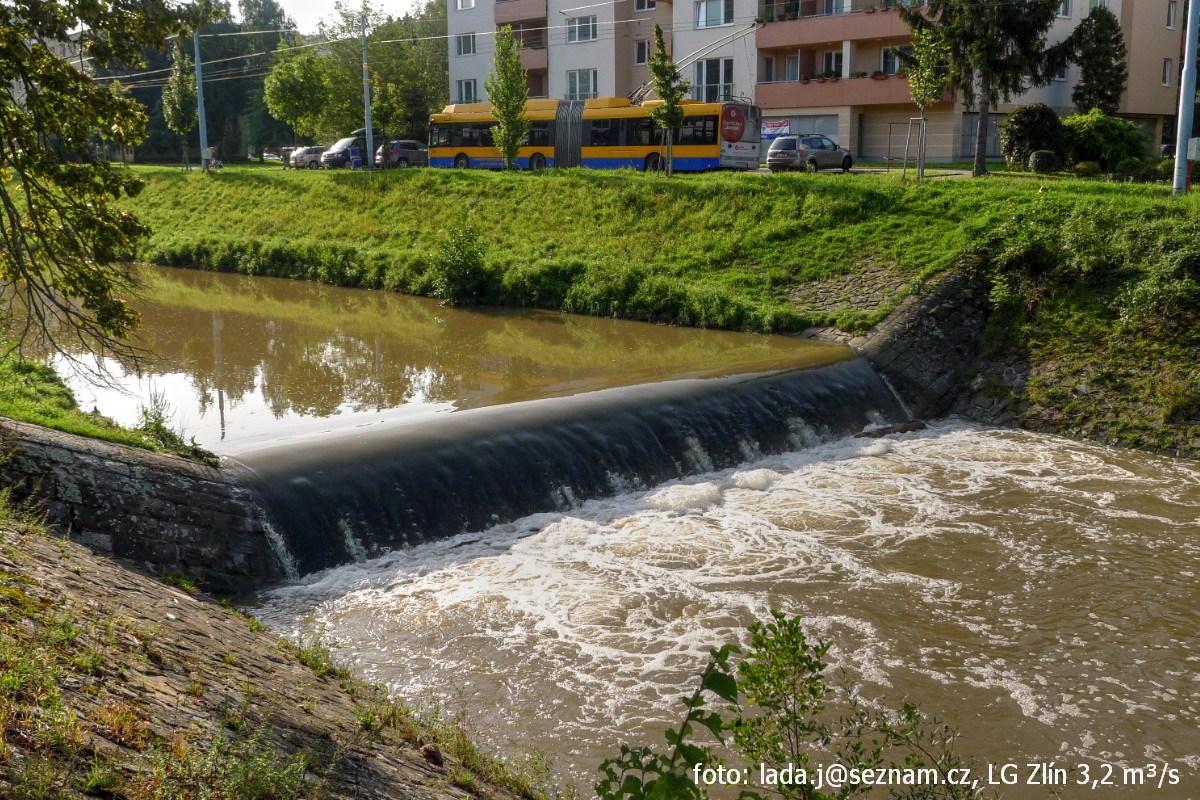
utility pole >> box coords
[193,30,210,171]
[362,12,374,168]
[1173,0,1199,194]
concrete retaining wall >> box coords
[0,418,284,597]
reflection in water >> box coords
[253,423,1200,797]
[59,266,848,453]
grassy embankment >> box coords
[0,502,545,800]
[120,164,1200,454]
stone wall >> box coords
[0,418,285,597]
[805,270,989,419]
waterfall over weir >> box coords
[230,358,906,576]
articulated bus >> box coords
[428,97,761,172]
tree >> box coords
[484,25,529,170]
[162,42,198,168]
[0,0,207,365]
[905,28,952,180]
[646,23,689,176]
[1069,6,1127,116]
[899,0,1071,177]
[264,49,331,139]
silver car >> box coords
[767,134,853,173]
[291,146,325,169]
[375,139,429,168]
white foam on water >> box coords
[253,420,1200,791]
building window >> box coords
[1088,0,1106,7]
[567,68,598,100]
[822,50,843,77]
[881,46,911,75]
[634,39,651,65]
[456,79,477,103]
[1163,58,1173,86]
[1053,65,1068,81]
[455,0,474,9]
[823,0,846,13]
[455,33,476,56]
[1168,0,1177,28]
[762,55,775,82]
[567,15,597,42]
[785,54,799,81]
[1058,0,1069,16]
[695,0,734,28]
[635,0,656,10]
[693,57,733,101]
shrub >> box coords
[1061,108,1147,169]
[999,103,1064,169]
[1028,150,1058,174]
[1071,160,1102,177]
[1111,156,1151,182]
[429,225,488,306]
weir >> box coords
[230,358,906,576]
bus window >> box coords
[527,121,552,147]
[677,116,717,145]
[630,118,662,146]
[586,120,616,147]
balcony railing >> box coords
[758,0,905,22]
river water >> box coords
[252,422,1200,799]
[61,267,1200,797]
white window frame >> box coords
[566,68,598,101]
[1088,0,1106,7]
[1058,0,1070,16]
[635,0,656,11]
[1053,64,1068,81]
[1163,58,1173,86]
[695,0,734,28]
[456,79,477,103]
[1167,0,1177,28]
[823,0,846,13]
[566,15,597,43]
[692,57,734,101]
[634,39,651,65]
[455,0,474,9]
[785,54,799,81]
[455,33,476,56]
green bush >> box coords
[1028,150,1058,174]
[1061,108,1147,169]
[1071,160,1102,177]
[999,104,1064,169]
[1111,156,1152,182]
[429,225,488,306]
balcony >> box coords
[520,45,548,70]
[495,0,546,26]
[757,5,911,50]
[756,75,952,110]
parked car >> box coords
[321,128,385,169]
[375,139,428,168]
[320,137,364,169]
[291,146,325,169]
[767,134,853,173]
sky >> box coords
[272,0,423,33]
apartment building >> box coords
[447,0,758,103]
[448,0,1184,159]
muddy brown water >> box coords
[60,266,849,455]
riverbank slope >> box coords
[119,165,1200,457]
[0,513,540,799]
